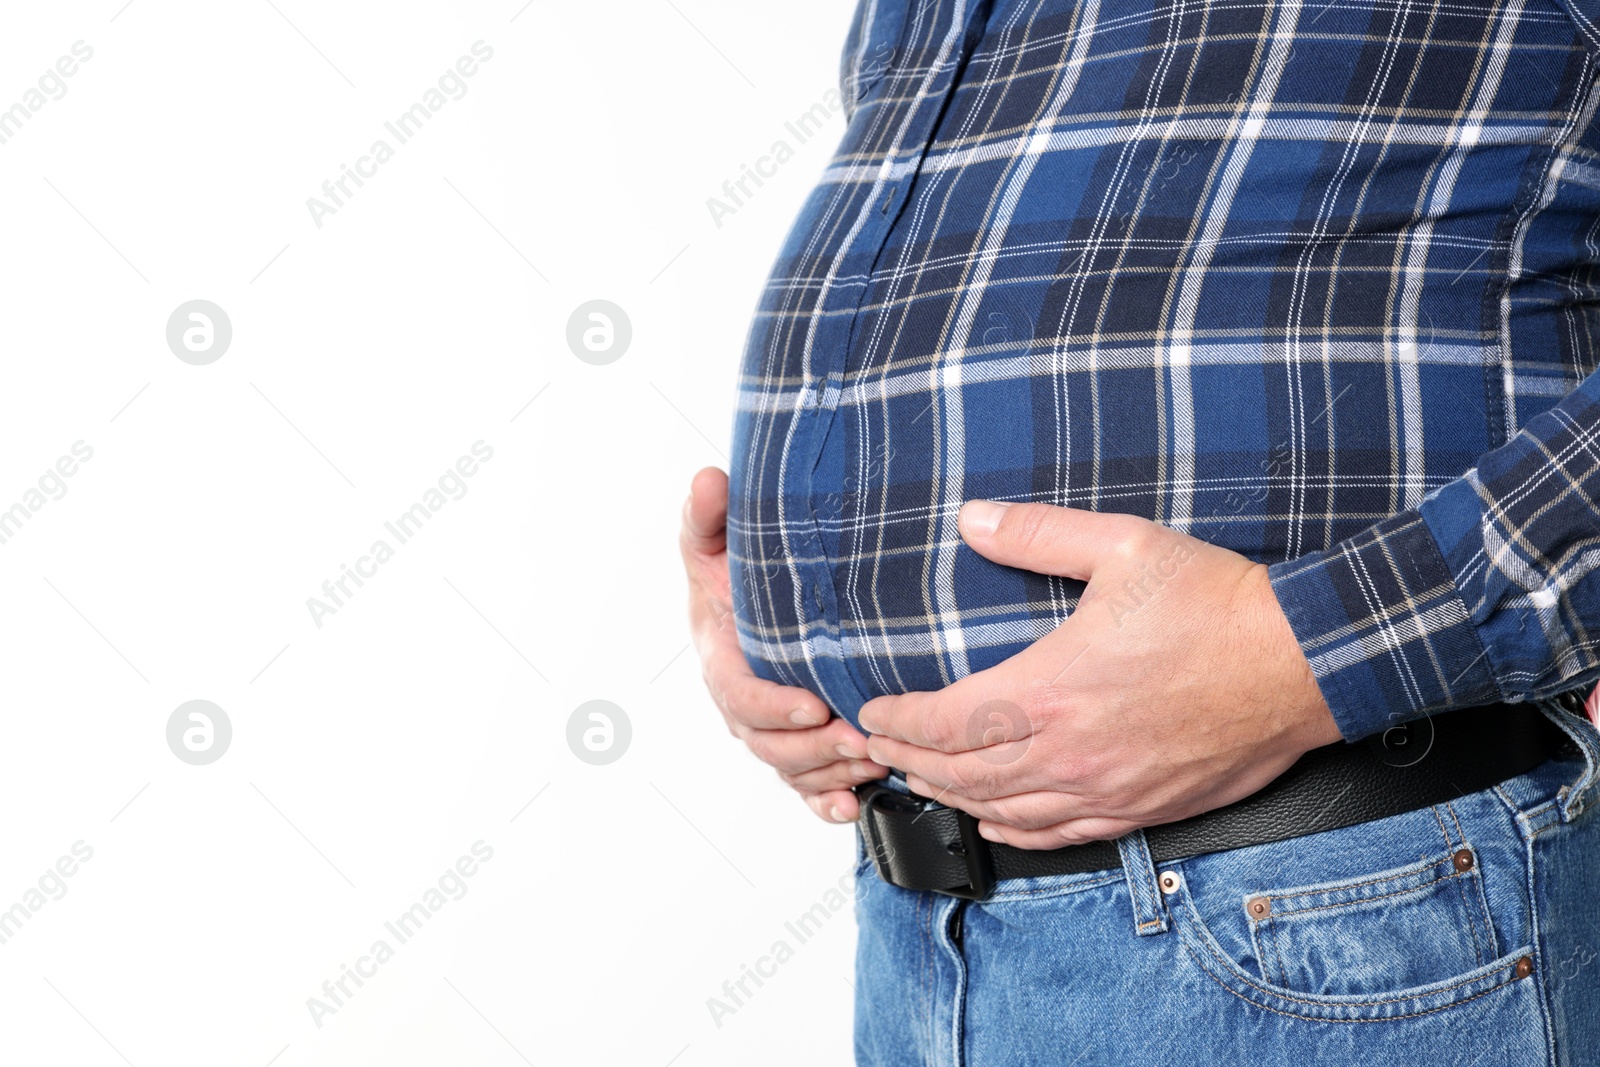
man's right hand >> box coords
[681,466,887,823]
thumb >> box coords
[682,467,729,555]
[957,500,1140,579]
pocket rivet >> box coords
[1245,896,1271,919]
[1158,871,1181,894]
[1515,956,1534,980]
[1452,848,1475,872]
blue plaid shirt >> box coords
[727,0,1600,742]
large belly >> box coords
[726,0,1593,723]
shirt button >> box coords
[813,583,826,612]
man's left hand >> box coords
[857,501,1343,850]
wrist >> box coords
[1247,562,1343,750]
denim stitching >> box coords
[1256,868,1468,918]
[1528,818,1560,840]
[1430,804,1456,851]
[1252,853,1451,906]
[924,893,937,1062]
[1183,892,1527,1009]
[1243,912,1273,985]
[1492,784,1530,824]
[1179,934,1526,1023]
[983,873,1121,902]
[951,910,968,1067]
[1444,801,1468,847]
[1190,910,1527,1007]
[1269,915,1290,987]
[915,889,930,1061]
[1514,803,1559,1064]
[1118,830,1169,935]
[941,897,967,1067]
[1247,865,1493,992]
[1454,859,1487,968]
[1509,789,1563,836]
[1465,849,1502,961]
[1440,803,1489,966]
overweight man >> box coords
[682,0,1600,1061]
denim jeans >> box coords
[852,706,1600,1066]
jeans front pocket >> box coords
[1244,847,1499,997]
[1168,796,1543,1022]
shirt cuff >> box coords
[1265,509,1503,742]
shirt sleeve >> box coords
[1265,370,1600,742]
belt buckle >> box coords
[857,781,995,901]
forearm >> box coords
[1268,369,1600,740]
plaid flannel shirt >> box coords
[727,0,1600,740]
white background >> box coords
[0,1,862,1063]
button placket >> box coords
[785,0,986,712]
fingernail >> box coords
[790,708,824,726]
[961,500,1010,538]
[829,805,848,822]
[836,743,863,759]
[977,823,1003,843]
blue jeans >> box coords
[853,706,1600,1065]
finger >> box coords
[901,779,1090,830]
[858,686,1016,753]
[782,758,889,794]
[682,469,735,626]
[745,718,872,774]
[957,500,1149,580]
[803,789,863,824]
[702,647,831,729]
[681,467,730,557]
[976,816,1141,850]
[866,735,1038,799]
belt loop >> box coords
[1543,697,1600,822]
[1116,829,1169,936]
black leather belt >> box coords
[855,696,1582,901]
